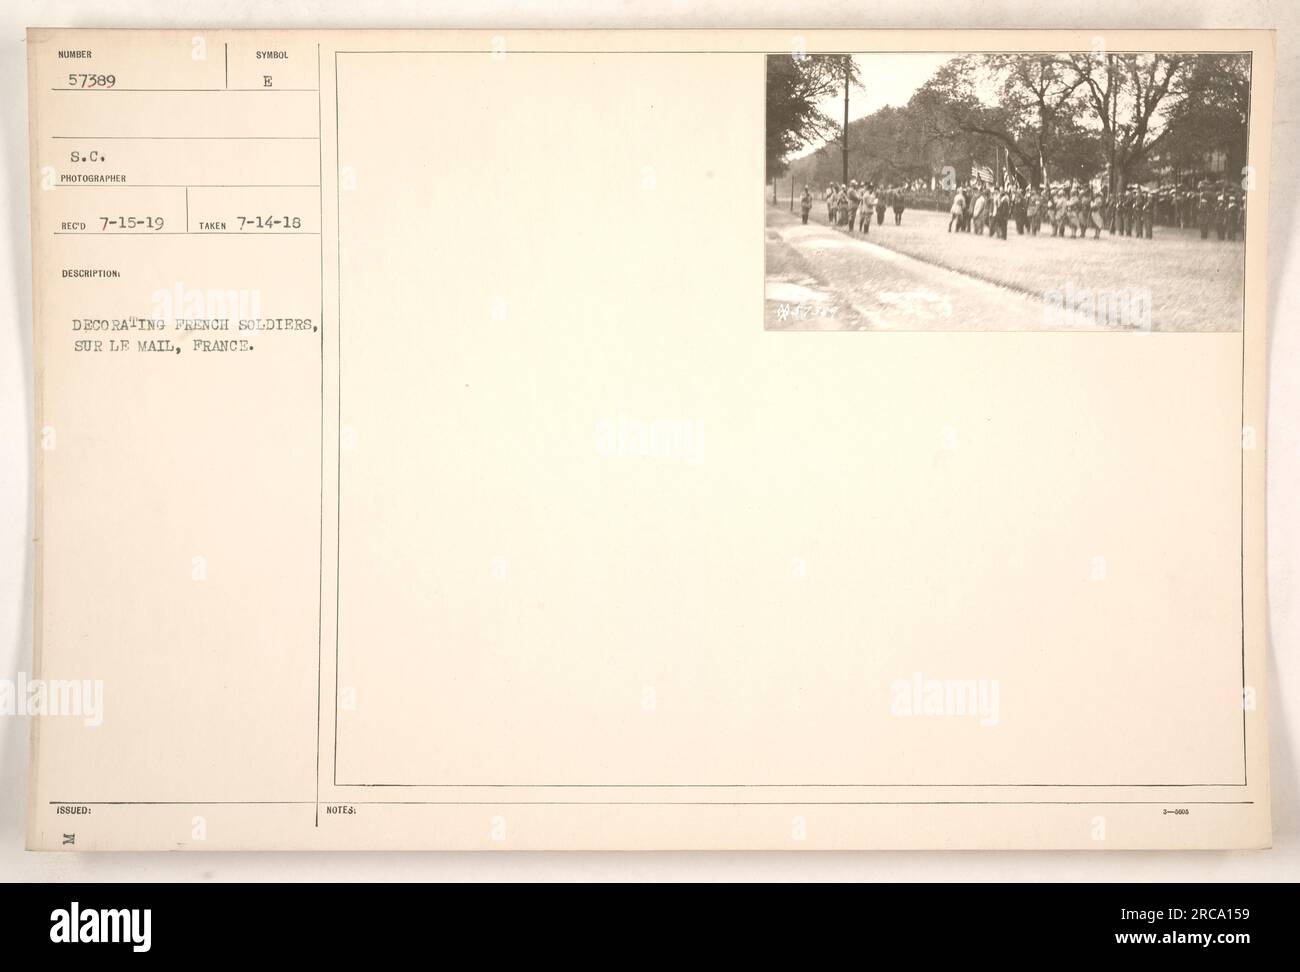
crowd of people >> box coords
[799,178,1247,242]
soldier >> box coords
[987,188,1002,240]
[800,185,812,225]
[860,182,875,234]
[845,180,861,233]
[1197,186,1214,239]
[1087,190,1105,240]
[1065,187,1080,236]
[947,185,966,233]
[892,185,907,226]
[972,188,988,235]
[874,184,888,226]
[824,184,834,223]
[1225,189,1242,241]
[1026,188,1042,236]
[1012,190,1027,235]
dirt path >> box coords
[765,207,1121,331]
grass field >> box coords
[795,205,1245,332]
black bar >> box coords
[0,882,1283,958]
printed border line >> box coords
[50,800,1254,807]
[316,42,326,828]
[327,48,1255,797]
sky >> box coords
[792,53,954,159]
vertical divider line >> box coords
[315,42,324,828]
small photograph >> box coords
[765,52,1251,331]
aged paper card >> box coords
[26,28,1272,849]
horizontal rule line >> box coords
[54,231,321,236]
[53,88,321,92]
[54,184,322,188]
[50,135,319,140]
[50,800,1256,807]
[333,48,1254,56]
[51,801,315,806]
[334,781,1250,788]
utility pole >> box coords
[841,55,850,185]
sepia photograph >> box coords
[765,51,1252,331]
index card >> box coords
[26,28,1273,849]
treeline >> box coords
[767,52,1250,193]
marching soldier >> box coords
[1026,188,1042,236]
[800,185,812,225]
[1197,186,1214,239]
[988,187,1006,240]
[892,185,907,225]
[972,188,988,235]
[846,180,861,233]
[948,185,966,233]
[1088,190,1105,240]
[1073,188,1086,237]
[1224,190,1242,241]
[860,182,875,234]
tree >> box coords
[778,52,1247,195]
[1158,53,1251,182]
[1065,52,1186,191]
[765,54,853,180]
[911,56,1043,185]
[987,54,1085,186]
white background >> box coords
[1,0,1296,881]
